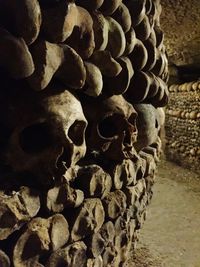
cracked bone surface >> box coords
[0,0,168,265]
[82,95,138,161]
[0,0,41,45]
[0,27,34,79]
[2,86,87,185]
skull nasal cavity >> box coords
[98,116,118,138]
[68,120,87,146]
[19,123,53,153]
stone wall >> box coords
[165,81,200,174]
[161,0,200,68]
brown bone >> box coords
[112,3,132,33]
[56,45,86,89]
[133,104,160,150]
[0,187,40,240]
[125,71,151,103]
[86,221,115,261]
[90,50,122,77]
[124,27,137,55]
[100,0,122,15]
[41,1,77,43]
[0,28,34,79]
[75,164,112,198]
[124,186,139,207]
[143,37,157,71]
[92,12,109,51]
[65,6,95,59]
[84,62,103,97]
[107,159,138,190]
[3,87,88,184]
[129,39,148,70]
[135,14,152,41]
[85,221,115,259]
[139,150,156,177]
[68,198,105,242]
[83,95,138,161]
[46,241,87,267]
[0,0,41,45]
[105,16,126,58]
[103,56,134,95]
[124,0,146,26]
[142,145,160,163]
[102,190,127,219]
[27,41,86,90]
[114,230,131,265]
[46,180,84,213]
[86,232,106,258]
[13,214,69,267]
[0,250,10,267]
[148,76,169,107]
[87,256,103,267]
[102,246,117,266]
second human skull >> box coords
[83,95,138,161]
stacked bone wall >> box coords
[0,0,168,266]
[165,82,200,174]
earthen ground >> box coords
[128,157,200,267]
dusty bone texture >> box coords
[133,104,164,151]
[165,82,200,174]
[112,3,132,33]
[65,6,95,59]
[103,56,134,95]
[2,87,87,186]
[0,250,10,267]
[0,187,40,240]
[0,0,41,45]
[13,214,69,267]
[67,198,105,242]
[99,0,123,16]
[82,95,138,161]
[46,178,84,213]
[84,62,103,97]
[41,1,78,43]
[104,16,126,58]
[0,0,168,266]
[46,241,87,267]
[74,164,112,198]
[0,27,34,79]
[27,41,86,91]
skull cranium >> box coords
[83,95,138,161]
[3,86,87,186]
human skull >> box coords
[83,95,138,161]
[133,104,161,151]
[3,86,87,186]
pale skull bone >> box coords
[83,95,138,161]
[4,88,87,184]
[133,104,160,151]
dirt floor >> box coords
[128,158,200,267]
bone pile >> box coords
[0,0,168,266]
[165,82,200,174]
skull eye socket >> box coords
[68,120,87,146]
[98,115,119,138]
[19,123,53,154]
[128,113,137,126]
[155,119,159,128]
